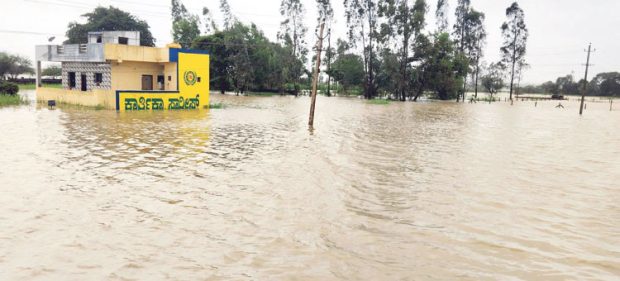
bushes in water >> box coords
[0,81,19,95]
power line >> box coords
[0,29,64,36]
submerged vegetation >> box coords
[0,81,28,107]
[207,102,225,109]
[0,94,27,107]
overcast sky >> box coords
[2,0,619,84]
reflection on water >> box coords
[0,91,619,280]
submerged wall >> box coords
[37,88,116,109]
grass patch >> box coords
[0,94,29,107]
[18,83,63,90]
[205,102,225,109]
[247,92,278,96]
[479,96,499,102]
[367,99,390,105]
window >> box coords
[57,46,64,54]
[118,37,128,45]
[168,76,171,81]
[96,36,102,43]
[94,73,103,86]
[79,44,87,54]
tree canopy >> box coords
[65,6,155,46]
[0,52,34,80]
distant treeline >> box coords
[8,78,62,84]
[45,3,619,100]
[519,72,620,97]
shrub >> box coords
[0,81,19,95]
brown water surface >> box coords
[0,91,619,280]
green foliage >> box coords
[344,0,380,99]
[436,0,449,33]
[18,83,62,90]
[191,22,304,94]
[0,81,19,95]
[0,52,34,79]
[220,0,237,30]
[500,2,528,99]
[65,6,155,46]
[207,102,225,109]
[379,0,427,101]
[481,62,505,96]
[589,72,620,97]
[532,72,620,97]
[425,33,467,100]
[172,15,201,48]
[171,0,203,48]
[42,65,62,77]
[0,94,26,107]
[329,53,365,95]
[367,99,390,105]
[279,0,308,95]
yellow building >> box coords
[35,31,209,110]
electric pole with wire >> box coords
[580,43,594,115]
[309,22,326,127]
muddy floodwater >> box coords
[1,90,619,280]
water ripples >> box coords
[0,92,619,280]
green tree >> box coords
[435,0,449,33]
[65,6,155,46]
[172,15,201,48]
[344,0,380,99]
[0,52,13,80]
[453,0,470,52]
[202,7,219,34]
[220,0,237,30]
[555,74,579,96]
[426,33,468,100]
[541,81,558,95]
[465,9,486,98]
[330,53,365,95]
[192,22,304,95]
[589,72,620,97]
[481,62,505,99]
[381,0,427,101]
[171,0,188,22]
[500,2,528,100]
[0,53,34,80]
[279,0,308,95]
[42,65,62,78]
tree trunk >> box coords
[474,62,480,98]
[309,23,325,127]
[509,29,519,101]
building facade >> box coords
[35,31,209,110]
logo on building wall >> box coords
[183,71,197,86]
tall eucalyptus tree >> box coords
[279,0,308,95]
[435,0,448,33]
[381,0,427,101]
[465,9,486,98]
[344,0,380,99]
[500,2,528,100]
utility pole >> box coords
[326,28,332,97]
[309,22,326,127]
[580,43,594,115]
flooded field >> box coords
[1,90,619,280]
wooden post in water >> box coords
[309,22,326,127]
[580,43,594,115]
